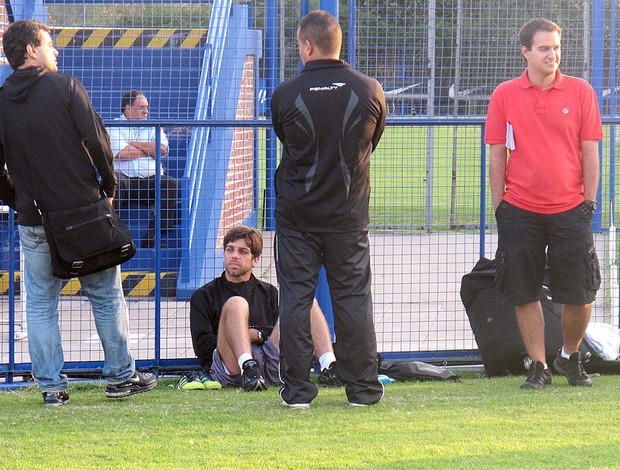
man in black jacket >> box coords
[271,10,386,407]
[188,226,339,397]
[0,20,156,405]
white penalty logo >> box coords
[309,82,346,92]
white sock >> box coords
[238,353,253,372]
[319,352,336,371]
[561,347,571,359]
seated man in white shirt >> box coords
[108,90,179,248]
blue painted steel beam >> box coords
[348,1,356,66]
[264,0,278,230]
[314,0,340,341]
[7,210,16,384]
[591,0,605,232]
[319,0,338,16]
[43,0,212,3]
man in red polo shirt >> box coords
[485,18,603,389]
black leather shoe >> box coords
[554,351,592,387]
[520,361,552,389]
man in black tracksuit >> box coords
[271,10,386,407]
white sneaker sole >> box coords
[282,400,310,410]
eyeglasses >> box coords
[131,105,149,110]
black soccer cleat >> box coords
[241,359,267,392]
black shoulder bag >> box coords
[38,195,136,278]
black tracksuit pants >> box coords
[275,225,384,405]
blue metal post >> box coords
[154,126,162,370]
[264,0,278,230]
[480,125,487,259]
[7,210,16,383]
[348,0,356,67]
[591,0,605,232]
[301,0,310,16]
[314,0,340,339]
[319,0,339,16]
[609,4,618,325]
[299,0,310,70]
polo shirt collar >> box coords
[518,68,565,90]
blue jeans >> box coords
[18,225,135,392]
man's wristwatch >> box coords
[585,200,598,211]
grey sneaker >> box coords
[105,371,157,398]
[553,351,592,387]
[43,391,69,406]
[520,361,552,389]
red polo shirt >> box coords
[485,70,603,214]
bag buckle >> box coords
[72,261,84,269]
[120,244,131,257]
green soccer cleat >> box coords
[178,370,222,391]
[199,370,223,390]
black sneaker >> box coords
[241,359,267,392]
[553,350,592,387]
[105,370,157,398]
[520,361,552,389]
[42,391,69,406]
[317,362,342,387]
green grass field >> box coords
[370,125,484,229]
[2,373,620,469]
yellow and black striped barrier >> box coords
[51,28,208,49]
[0,271,178,297]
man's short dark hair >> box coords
[2,20,51,70]
[223,226,263,258]
[519,18,561,50]
[297,10,342,56]
[121,89,145,114]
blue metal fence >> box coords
[2,117,619,384]
[1,0,619,384]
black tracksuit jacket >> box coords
[271,59,386,232]
[0,66,116,226]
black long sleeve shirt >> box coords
[0,66,116,225]
[189,273,279,368]
[271,59,386,232]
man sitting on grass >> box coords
[180,226,340,393]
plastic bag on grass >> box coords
[584,322,620,361]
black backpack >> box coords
[460,258,563,376]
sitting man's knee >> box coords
[222,296,250,315]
